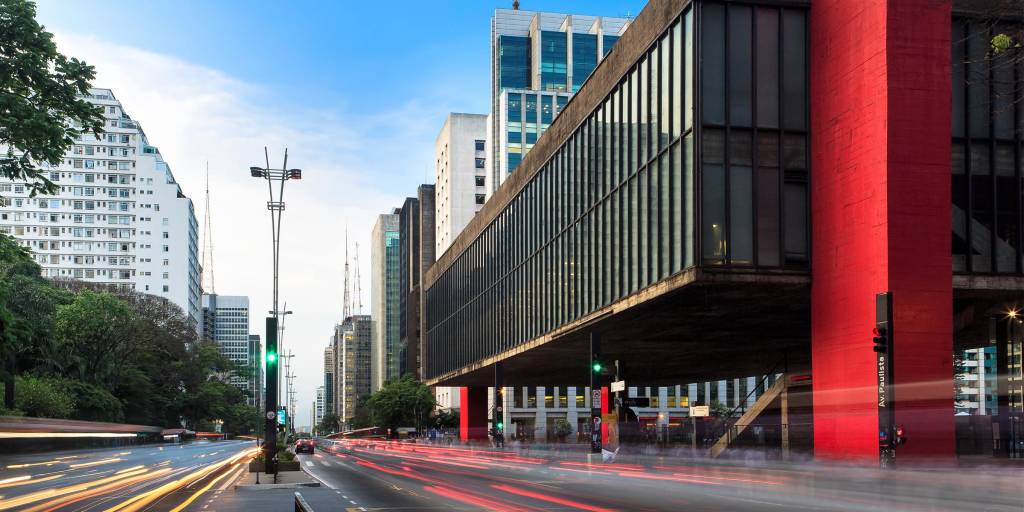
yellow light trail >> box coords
[5,460,63,470]
[69,458,122,469]
[20,469,171,512]
[0,474,62,489]
[0,469,147,511]
[0,432,136,439]
[167,464,239,512]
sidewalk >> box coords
[194,468,330,512]
[234,468,320,489]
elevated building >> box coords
[435,114,487,256]
[370,212,401,391]
[333,315,372,427]
[201,294,257,404]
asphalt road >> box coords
[0,439,255,511]
[284,439,1024,512]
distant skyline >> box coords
[35,0,647,429]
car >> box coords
[295,438,315,454]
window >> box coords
[474,140,485,151]
[475,176,485,187]
[162,285,169,292]
[475,194,485,205]
[475,158,486,169]
[162,245,169,252]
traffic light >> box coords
[267,351,277,364]
[496,421,504,430]
[592,361,603,373]
[894,425,906,446]
[872,326,888,353]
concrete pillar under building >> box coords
[459,387,488,442]
[810,0,954,462]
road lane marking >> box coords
[321,460,333,466]
[305,461,314,467]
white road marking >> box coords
[305,460,314,467]
[321,460,333,467]
[349,500,357,505]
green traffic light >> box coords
[267,352,277,364]
[497,422,503,429]
[592,362,602,372]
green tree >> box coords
[0,375,73,418]
[53,290,137,387]
[317,413,341,435]
[62,379,124,423]
[364,375,436,433]
[432,408,459,429]
[0,0,105,197]
[552,418,573,440]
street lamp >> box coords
[250,147,302,475]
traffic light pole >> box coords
[875,292,895,468]
[264,316,278,475]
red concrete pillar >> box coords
[810,0,954,462]
[601,386,610,445]
[459,386,488,442]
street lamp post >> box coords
[250,147,301,475]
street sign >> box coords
[592,389,602,406]
[266,411,276,420]
[610,380,625,393]
[691,405,710,417]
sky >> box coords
[35,0,647,430]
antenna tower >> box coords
[353,242,363,314]
[200,163,215,293]
[342,228,352,320]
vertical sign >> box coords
[875,292,894,468]
[589,332,602,454]
[264,316,278,474]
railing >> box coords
[294,492,314,512]
[703,359,786,447]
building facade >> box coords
[314,385,325,431]
[435,114,487,256]
[424,0,1024,460]
[333,315,372,426]
[370,212,401,391]
[488,8,630,196]
[399,185,437,380]
[0,88,201,325]
[201,294,256,403]
[323,345,335,417]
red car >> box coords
[295,438,315,454]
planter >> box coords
[248,460,301,472]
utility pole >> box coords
[249,148,302,475]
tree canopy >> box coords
[0,0,105,196]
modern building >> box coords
[370,212,401,391]
[435,114,487,256]
[201,294,256,403]
[323,345,335,417]
[399,185,436,380]
[314,385,325,431]
[955,346,998,415]
[0,87,201,325]
[424,0,1024,461]
[249,334,263,410]
[333,315,372,426]
[488,8,630,196]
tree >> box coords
[432,408,459,429]
[0,375,73,418]
[317,413,341,435]
[552,418,573,441]
[364,375,436,433]
[0,0,105,197]
[52,290,137,387]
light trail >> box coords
[0,432,137,439]
[166,461,240,512]
[20,469,171,512]
[0,474,62,489]
[0,469,148,511]
[492,484,617,512]
[69,458,122,469]
[423,485,531,512]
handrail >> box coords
[294,492,314,512]
[703,359,786,445]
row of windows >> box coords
[426,3,812,378]
[951,19,1024,276]
[427,8,698,378]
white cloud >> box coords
[53,32,435,428]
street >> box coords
[276,439,1024,512]
[0,440,255,511]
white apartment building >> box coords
[434,113,487,256]
[0,88,201,324]
[315,385,325,430]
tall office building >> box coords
[314,385,325,431]
[370,212,400,391]
[249,334,263,410]
[323,345,335,416]
[200,294,256,403]
[333,315,372,426]
[399,185,436,379]
[488,9,630,195]
[0,88,201,325]
[435,114,487,256]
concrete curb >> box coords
[235,482,320,490]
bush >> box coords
[62,380,124,423]
[2,376,74,418]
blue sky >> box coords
[36,0,648,429]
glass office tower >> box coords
[489,8,631,196]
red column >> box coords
[601,386,610,445]
[810,0,954,462]
[459,387,488,442]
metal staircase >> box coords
[708,373,810,458]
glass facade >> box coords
[427,2,809,379]
[573,33,599,92]
[700,3,808,267]
[540,31,568,92]
[499,35,531,90]
[951,18,1024,275]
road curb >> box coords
[235,482,321,490]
